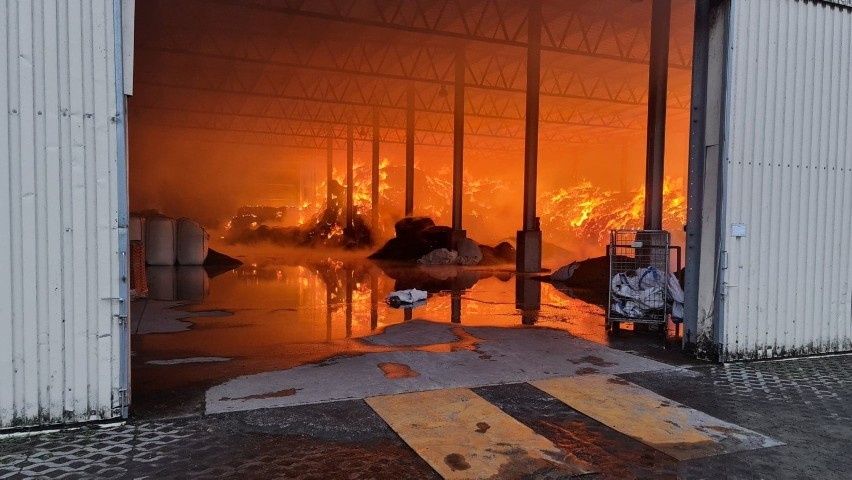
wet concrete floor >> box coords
[131,249,692,418]
[7,355,847,479]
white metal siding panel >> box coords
[121,0,134,95]
[722,0,852,359]
[0,0,122,428]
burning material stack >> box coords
[369,217,515,266]
[224,189,374,250]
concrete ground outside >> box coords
[2,353,850,479]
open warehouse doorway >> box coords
[126,0,696,416]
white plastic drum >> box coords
[129,214,146,242]
[146,216,177,266]
[176,218,209,265]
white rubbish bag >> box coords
[386,289,428,308]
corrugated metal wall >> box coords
[720,0,852,360]
[0,0,126,428]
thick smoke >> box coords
[129,0,693,263]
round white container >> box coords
[146,216,177,266]
[176,218,210,265]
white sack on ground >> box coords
[610,267,685,323]
[386,289,428,308]
[551,262,580,282]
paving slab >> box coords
[367,388,593,479]
[532,374,782,460]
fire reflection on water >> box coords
[141,253,614,348]
[134,251,617,390]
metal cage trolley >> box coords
[607,230,671,332]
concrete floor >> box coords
[11,252,831,479]
[129,253,691,418]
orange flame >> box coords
[539,176,687,244]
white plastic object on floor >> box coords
[386,289,428,308]
[176,218,210,265]
[146,216,177,266]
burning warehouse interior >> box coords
[126,0,695,414]
[9,3,852,474]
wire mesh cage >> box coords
[607,230,671,330]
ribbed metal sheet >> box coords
[0,0,125,428]
[720,0,852,360]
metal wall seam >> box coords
[843,8,852,349]
[722,0,852,359]
[112,0,131,418]
[0,0,121,429]
[93,0,118,419]
[42,0,65,424]
[0,0,16,423]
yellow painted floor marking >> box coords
[532,375,782,460]
[367,388,593,479]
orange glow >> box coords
[129,1,695,259]
[539,176,687,246]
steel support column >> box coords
[346,123,354,229]
[516,0,543,273]
[326,130,333,207]
[405,83,415,216]
[372,109,381,230]
[644,0,672,231]
[451,47,467,248]
[683,0,711,351]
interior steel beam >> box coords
[138,45,666,108]
[134,80,644,131]
[405,83,416,216]
[643,0,672,231]
[327,130,334,206]
[346,122,355,229]
[372,109,381,230]
[517,0,543,274]
[451,47,466,241]
[208,0,692,70]
[135,121,534,153]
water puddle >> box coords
[131,250,683,407]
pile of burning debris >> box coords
[369,216,515,266]
[224,181,373,249]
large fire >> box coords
[539,176,687,245]
[299,158,392,228]
[223,145,689,254]
[297,157,686,252]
